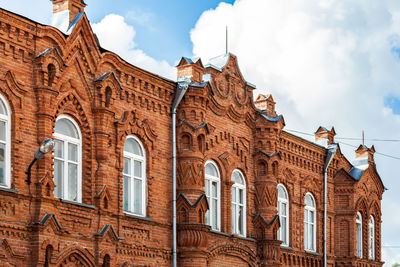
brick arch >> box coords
[55,246,95,267]
[207,242,258,267]
[53,92,93,204]
[369,200,381,218]
[355,197,368,215]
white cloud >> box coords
[92,14,176,80]
[191,0,400,262]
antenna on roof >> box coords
[362,130,364,145]
[226,25,228,54]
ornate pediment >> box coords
[176,193,208,224]
[115,110,158,150]
[95,225,121,244]
[39,213,65,235]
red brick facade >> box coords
[0,1,384,266]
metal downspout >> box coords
[172,110,177,267]
[323,144,337,267]
[171,78,190,267]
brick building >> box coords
[0,0,385,266]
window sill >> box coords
[0,187,17,194]
[210,229,230,237]
[281,245,293,250]
[60,199,95,209]
[124,212,154,222]
[231,234,255,242]
[304,250,320,256]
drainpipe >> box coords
[323,144,337,267]
[171,77,191,267]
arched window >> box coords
[53,115,81,202]
[356,212,363,258]
[277,184,289,246]
[0,95,10,188]
[369,215,375,259]
[231,170,246,236]
[304,193,316,251]
[204,161,220,230]
[123,136,146,216]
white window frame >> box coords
[53,115,82,202]
[123,135,146,217]
[0,94,10,189]
[277,184,289,246]
[369,215,375,260]
[304,192,316,252]
[231,169,246,237]
[205,160,220,231]
[356,212,363,258]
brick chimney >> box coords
[51,0,86,33]
[176,57,204,84]
[314,126,336,146]
[355,144,375,164]
[255,94,277,117]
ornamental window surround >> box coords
[205,160,221,231]
[53,115,82,202]
[123,136,146,217]
[231,169,246,237]
[304,192,316,252]
[277,184,289,246]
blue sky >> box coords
[85,0,235,64]
[1,0,400,263]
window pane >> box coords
[0,99,7,115]
[282,217,287,243]
[123,158,131,175]
[282,203,287,216]
[310,224,315,249]
[54,159,63,198]
[205,163,218,177]
[134,160,142,177]
[54,140,63,158]
[232,171,244,185]
[0,121,6,141]
[310,211,314,223]
[0,143,4,185]
[212,198,217,229]
[205,209,210,225]
[68,163,77,201]
[55,118,79,139]
[124,138,143,156]
[231,204,236,233]
[304,222,308,249]
[211,181,217,198]
[238,205,243,235]
[239,189,243,204]
[134,178,143,214]
[123,176,131,211]
[278,185,287,199]
[304,194,314,207]
[205,179,210,196]
[68,143,78,162]
[232,187,236,202]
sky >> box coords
[1,0,400,264]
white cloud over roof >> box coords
[191,0,400,263]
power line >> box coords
[285,129,400,142]
[285,129,400,161]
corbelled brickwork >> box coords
[0,1,384,266]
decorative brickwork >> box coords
[0,2,385,267]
